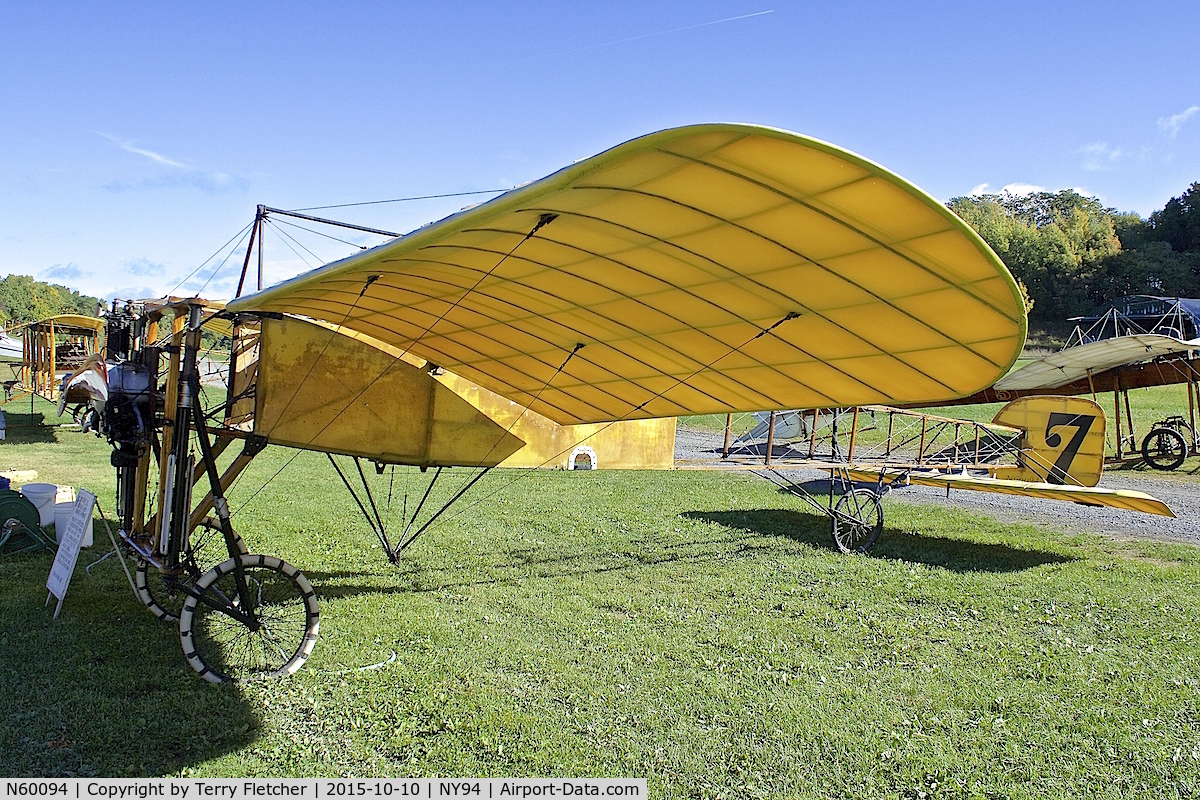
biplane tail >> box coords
[991,396,1106,487]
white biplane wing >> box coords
[995,334,1199,392]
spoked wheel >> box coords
[136,520,247,622]
[179,553,320,684]
[1142,427,1188,471]
[831,488,884,554]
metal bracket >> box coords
[241,434,269,458]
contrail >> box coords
[510,10,774,64]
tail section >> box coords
[992,396,1106,487]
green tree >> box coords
[949,190,1119,325]
[0,274,102,327]
[1088,184,1200,305]
[1148,181,1200,253]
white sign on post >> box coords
[45,488,96,619]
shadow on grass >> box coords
[686,508,1075,573]
[0,552,259,776]
[306,525,792,598]
[303,491,1073,603]
[1,410,58,443]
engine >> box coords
[105,362,155,446]
[102,305,162,529]
[102,306,159,447]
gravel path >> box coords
[675,426,1199,545]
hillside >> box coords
[0,274,102,328]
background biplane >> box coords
[0,314,104,405]
[74,123,1171,683]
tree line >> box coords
[949,182,1200,330]
[0,274,101,329]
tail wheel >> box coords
[179,553,320,684]
[831,488,883,554]
[136,520,247,622]
[1142,427,1188,471]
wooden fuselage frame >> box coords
[2,316,103,403]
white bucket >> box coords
[20,483,58,526]
[54,500,92,548]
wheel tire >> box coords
[1142,427,1188,471]
[179,553,320,684]
[136,560,191,622]
[831,488,884,554]
[136,521,247,622]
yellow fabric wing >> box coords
[229,124,1027,425]
[13,314,105,333]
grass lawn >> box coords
[1,397,1199,797]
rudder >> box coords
[992,396,1106,486]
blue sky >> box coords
[1,1,1197,301]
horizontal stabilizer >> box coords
[844,468,1174,517]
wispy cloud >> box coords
[100,133,189,168]
[41,263,88,283]
[98,133,247,194]
[102,171,248,194]
[1158,105,1200,138]
[125,257,168,277]
[1078,142,1121,171]
[104,285,159,303]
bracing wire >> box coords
[166,221,254,298]
[289,189,509,213]
[228,272,385,518]
[422,341,586,549]
[194,225,255,297]
[424,312,803,538]
[398,212,557,361]
[399,468,444,543]
[269,216,376,250]
[239,215,558,550]
[221,205,802,549]
[263,218,322,269]
[151,204,393,524]
[326,454,395,557]
[230,449,304,519]
[232,262,800,551]
[353,457,389,538]
[384,466,397,539]
[267,214,556,461]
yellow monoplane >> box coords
[84,124,1169,683]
